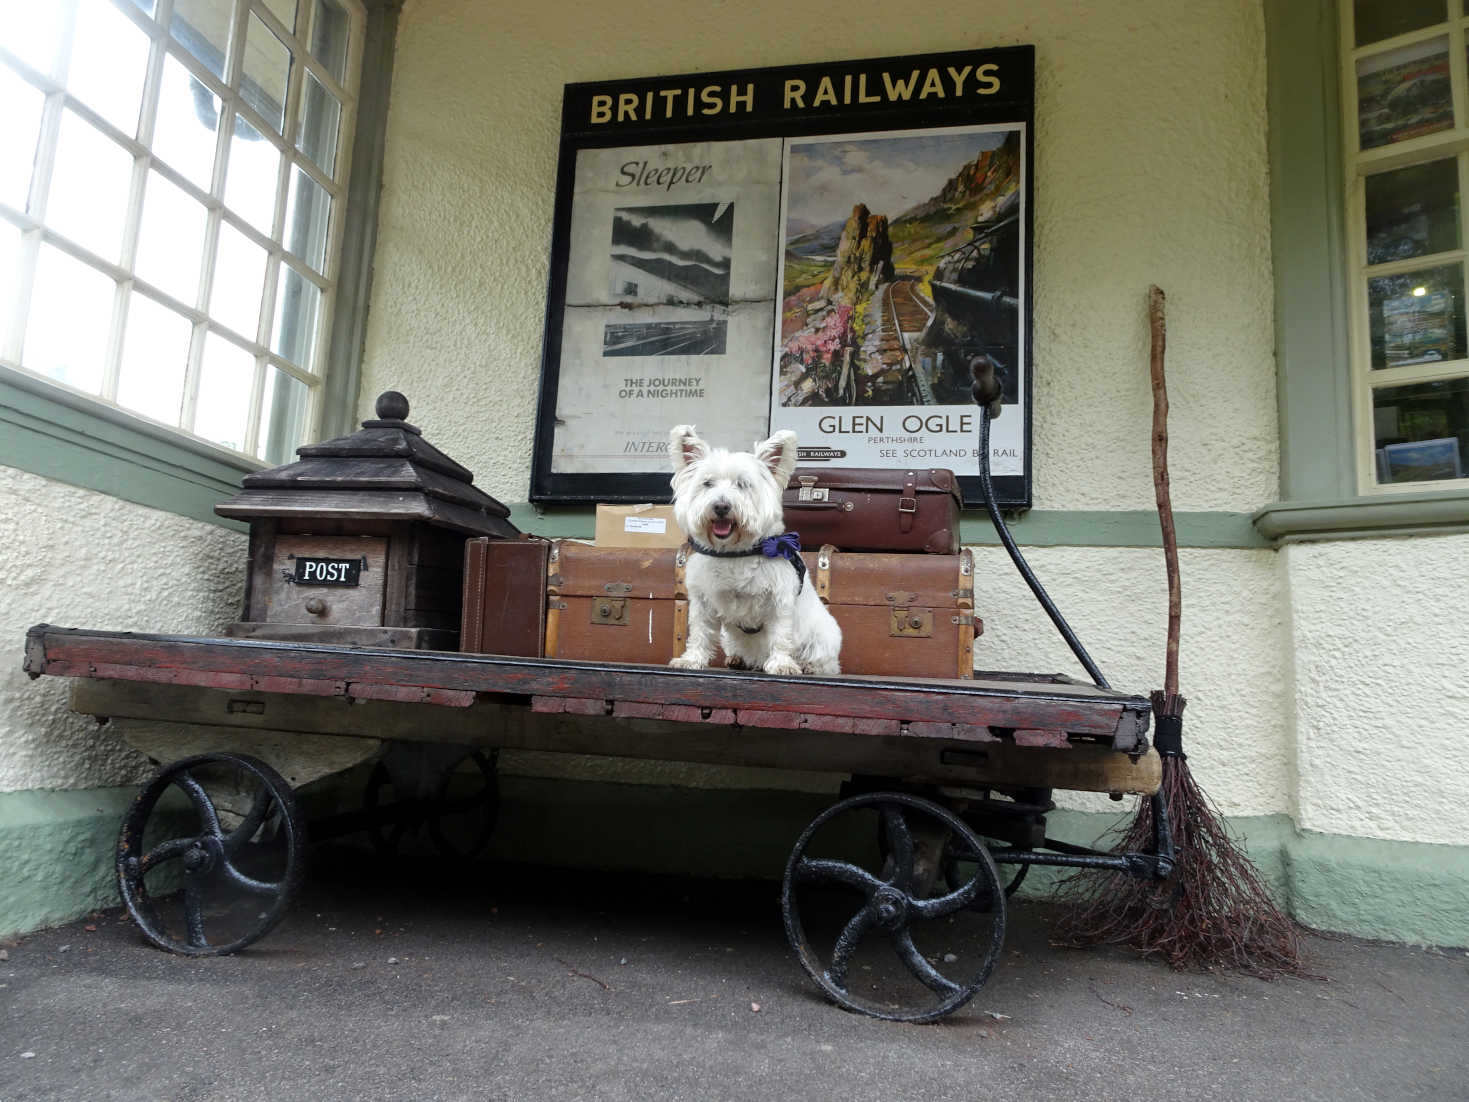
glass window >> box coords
[0,0,366,461]
[1346,3,1469,493]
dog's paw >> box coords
[669,653,706,670]
[724,655,748,670]
[762,654,803,677]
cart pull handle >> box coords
[970,355,1111,690]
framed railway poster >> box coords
[530,45,1034,508]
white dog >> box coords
[667,425,842,676]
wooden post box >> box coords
[215,391,518,650]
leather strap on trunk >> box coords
[815,544,835,603]
[957,548,975,677]
[898,472,918,533]
[544,541,561,658]
[673,545,689,657]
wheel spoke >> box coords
[891,930,961,996]
[794,857,883,896]
[139,836,195,873]
[881,807,915,889]
[173,772,223,838]
[826,907,875,990]
[219,859,282,897]
[222,788,274,853]
[183,883,208,949]
[911,878,981,920]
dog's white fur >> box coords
[667,425,842,676]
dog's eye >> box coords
[735,479,748,490]
[702,479,713,488]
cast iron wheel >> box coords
[117,753,305,956]
[782,792,1007,1023]
[363,750,499,859]
[428,750,499,859]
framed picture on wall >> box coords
[530,45,1034,507]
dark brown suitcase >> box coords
[544,542,688,665]
[809,546,978,679]
[460,536,551,656]
[782,467,962,554]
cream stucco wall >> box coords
[0,466,246,792]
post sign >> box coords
[531,45,1034,507]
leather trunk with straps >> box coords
[783,467,963,554]
[808,546,977,679]
[544,542,689,665]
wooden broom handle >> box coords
[1149,286,1181,698]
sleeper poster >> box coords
[532,46,1034,507]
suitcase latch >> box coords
[590,597,628,626]
[890,607,933,637]
[796,476,828,502]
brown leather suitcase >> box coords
[544,542,688,665]
[460,536,551,656]
[783,467,962,554]
[809,546,977,679]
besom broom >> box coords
[1047,286,1307,976]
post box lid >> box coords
[215,391,519,537]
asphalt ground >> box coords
[2,848,1466,1102]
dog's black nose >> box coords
[713,502,730,517]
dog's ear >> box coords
[669,425,708,473]
[755,430,799,488]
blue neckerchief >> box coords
[688,531,806,592]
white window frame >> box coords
[1341,1,1469,497]
[0,0,367,465]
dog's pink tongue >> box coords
[711,518,734,539]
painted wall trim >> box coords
[1264,0,1354,505]
[510,504,1269,549]
[1254,490,1469,543]
[0,368,249,530]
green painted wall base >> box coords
[0,786,137,939]
[4,781,1467,950]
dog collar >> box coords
[687,532,807,592]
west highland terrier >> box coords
[667,425,842,676]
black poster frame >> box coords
[530,45,1035,508]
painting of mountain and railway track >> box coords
[775,127,1022,409]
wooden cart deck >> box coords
[25,625,1159,794]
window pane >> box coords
[1373,377,1469,483]
[5,7,69,76]
[67,0,151,138]
[1368,263,1467,369]
[297,70,340,177]
[194,331,254,449]
[0,222,21,355]
[258,366,308,463]
[170,0,233,81]
[271,263,321,370]
[241,13,290,134]
[0,66,45,211]
[153,55,222,192]
[1354,0,1444,47]
[262,0,298,33]
[210,220,267,337]
[1357,39,1452,151]
[284,165,330,271]
[224,114,280,234]
[136,169,207,304]
[24,245,114,392]
[117,293,192,424]
[1365,159,1460,264]
[47,110,134,263]
[309,0,350,83]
